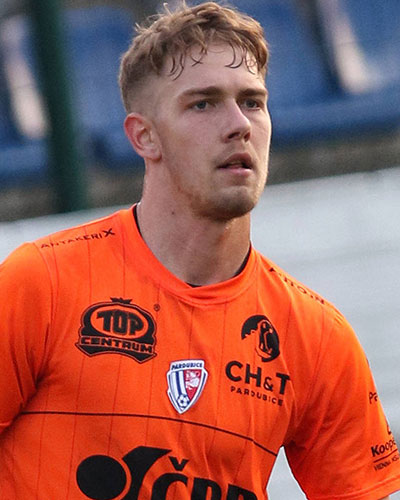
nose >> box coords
[223,101,251,142]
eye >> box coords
[242,98,261,109]
[190,100,208,110]
[191,99,216,111]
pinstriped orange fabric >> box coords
[0,206,399,499]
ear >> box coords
[124,113,161,161]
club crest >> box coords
[167,360,208,414]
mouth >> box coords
[218,153,253,170]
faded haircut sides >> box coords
[119,1,269,113]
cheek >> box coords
[168,133,210,166]
[258,111,272,134]
[160,121,203,150]
[254,119,272,150]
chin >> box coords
[197,196,258,222]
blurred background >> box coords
[0,0,399,498]
[1,0,400,220]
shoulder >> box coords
[0,242,53,326]
[34,209,123,254]
[1,241,46,283]
[252,250,357,356]
[1,208,128,288]
[254,250,339,315]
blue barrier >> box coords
[1,1,400,184]
[0,6,142,181]
[231,0,400,145]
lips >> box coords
[218,153,253,170]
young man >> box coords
[0,2,399,498]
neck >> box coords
[136,199,251,286]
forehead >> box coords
[160,44,266,97]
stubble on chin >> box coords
[190,187,263,222]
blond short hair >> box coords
[119,1,269,112]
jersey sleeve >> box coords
[0,243,51,434]
[284,310,400,499]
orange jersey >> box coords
[0,206,399,499]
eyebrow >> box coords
[179,86,268,101]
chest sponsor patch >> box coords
[241,315,280,362]
[76,298,157,363]
[167,359,208,414]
